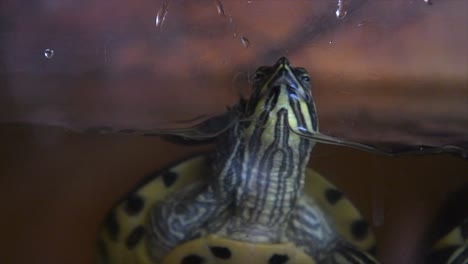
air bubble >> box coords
[240,36,250,48]
[44,48,54,59]
[214,0,226,17]
[424,0,432,5]
[336,0,347,19]
[155,0,170,31]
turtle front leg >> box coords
[146,182,229,261]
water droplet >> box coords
[240,36,250,48]
[44,48,54,59]
[336,0,347,19]
[424,0,432,5]
[328,40,333,44]
[357,20,368,27]
[155,0,171,31]
[214,0,226,17]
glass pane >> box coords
[1,2,467,264]
[1,1,467,153]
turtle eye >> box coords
[301,75,310,82]
[253,71,265,83]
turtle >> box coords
[427,219,468,264]
[426,184,468,264]
[96,57,379,264]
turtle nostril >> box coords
[276,57,290,66]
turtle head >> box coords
[244,57,318,135]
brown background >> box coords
[0,125,467,264]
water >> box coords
[357,20,368,27]
[213,0,248,48]
[336,0,347,19]
[0,2,467,264]
[155,0,171,30]
[44,48,54,59]
[214,0,226,17]
[240,36,250,48]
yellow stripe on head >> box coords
[246,57,318,134]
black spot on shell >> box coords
[181,254,205,264]
[351,219,369,240]
[124,194,144,216]
[325,188,343,205]
[125,225,145,249]
[269,254,289,264]
[210,246,231,259]
[162,171,178,187]
[104,211,119,241]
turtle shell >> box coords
[96,154,376,264]
[428,219,467,264]
[426,183,468,264]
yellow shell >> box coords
[97,154,376,264]
[162,235,314,264]
[429,220,467,264]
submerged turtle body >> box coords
[97,155,376,264]
[428,219,467,264]
[97,57,378,264]
[426,184,468,264]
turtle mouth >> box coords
[264,68,311,105]
[260,83,311,112]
